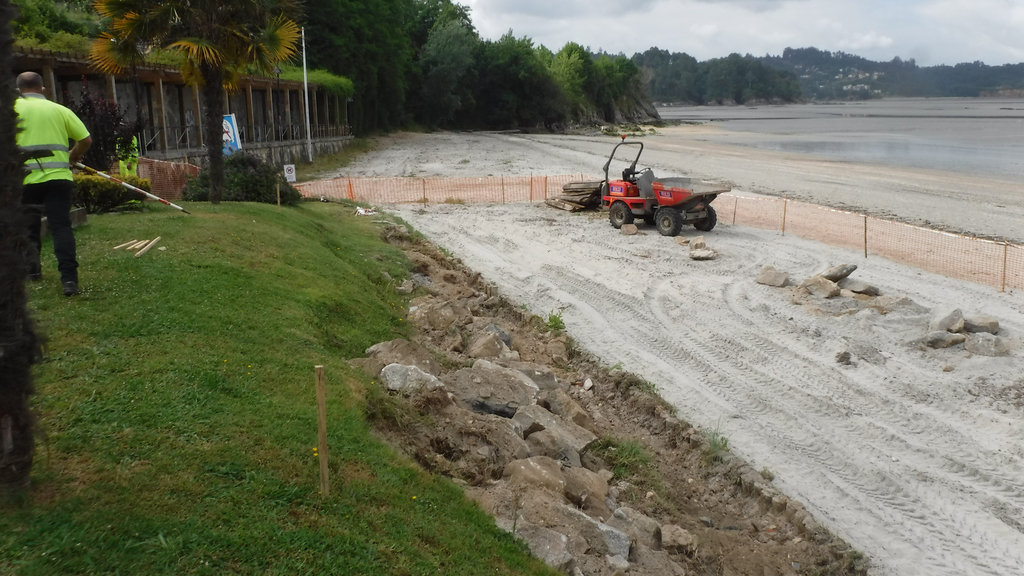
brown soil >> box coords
[361,224,869,576]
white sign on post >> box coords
[283,164,296,183]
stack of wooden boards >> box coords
[544,180,604,212]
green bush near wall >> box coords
[182,152,302,206]
[73,173,152,214]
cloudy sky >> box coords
[461,0,1024,66]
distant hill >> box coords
[634,45,1024,104]
[762,47,1024,100]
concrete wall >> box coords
[145,136,353,168]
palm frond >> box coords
[168,38,224,67]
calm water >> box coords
[658,99,1024,182]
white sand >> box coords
[342,130,1024,576]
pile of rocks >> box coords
[350,226,865,576]
[757,262,1010,357]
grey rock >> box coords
[513,404,598,454]
[608,506,662,550]
[821,263,858,282]
[409,300,472,331]
[606,554,630,571]
[838,277,880,296]
[504,456,566,493]
[504,361,559,390]
[563,466,612,519]
[965,333,1010,356]
[538,388,596,431]
[513,521,575,572]
[800,275,840,298]
[689,248,718,260]
[467,332,506,359]
[483,323,513,347]
[755,266,789,287]
[379,363,443,394]
[929,309,965,333]
[661,524,697,555]
[964,315,1000,334]
[621,224,639,235]
[445,360,539,418]
[598,522,632,559]
[526,429,582,468]
[924,330,967,349]
[690,235,707,250]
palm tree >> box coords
[89,0,301,203]
[1,0,40,489]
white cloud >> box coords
[462,0,1024,65]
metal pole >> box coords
[302,27,313,163]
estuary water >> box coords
[658,99,1024,182]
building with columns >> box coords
[14,46,352,166]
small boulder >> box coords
[689,248,717,261]
[964,315,1000,334]
[800,275,840,298]
[837,277,880,296]
[965,333,1010,356]
[661,524,697,555]
[512,521,575,572]
[504,456,566,493]
[690,236,707,250]
[675,237,691,246]
[929,309,965,333]
[755,266,789,287]
[821,263,858,282]
[621,224,639,235]
[608,506,662,550]
[924,331,967,349]
[467,332,507,359]
[379,363,443,394]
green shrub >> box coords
[183,153,301,205]
[73,173,151,213]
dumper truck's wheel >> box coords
[609,202,634,229]
[655,207,683,236]
[693,205,718,232]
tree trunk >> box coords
[0,0,38,490]
[201,65,226,204]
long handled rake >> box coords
[75,162,191,215]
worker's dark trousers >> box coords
[22,179,78,284]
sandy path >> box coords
[341,130,1024,576]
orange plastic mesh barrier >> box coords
[137,157,200,201]
[298,174,586,205]
[295,177,1024,293]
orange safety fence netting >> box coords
[296,176,1024,293]
[297,174,587,205]
[137,157,200,201]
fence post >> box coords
[544,176,548,200]
[421,178,427,204]
[501,176,505,204]
[863,216,868,259]
[781,198,788,236]
[529,173,533,203]
[1002,241,1009,293]
[732,196,738,226]
[314,365,330,497]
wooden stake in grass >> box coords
[113,240,139,250]
[315,365,330,496]
[134,236,162,257]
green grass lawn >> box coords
[2,200,556,576]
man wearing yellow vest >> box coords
[15,71,92,296]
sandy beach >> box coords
[338,128,1024,576]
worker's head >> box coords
[16,71,45,95]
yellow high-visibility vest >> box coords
[15,93,90,185]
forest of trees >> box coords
[763,47,1024,100]
[632,48,802,105]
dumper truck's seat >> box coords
[637,170,655,198]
